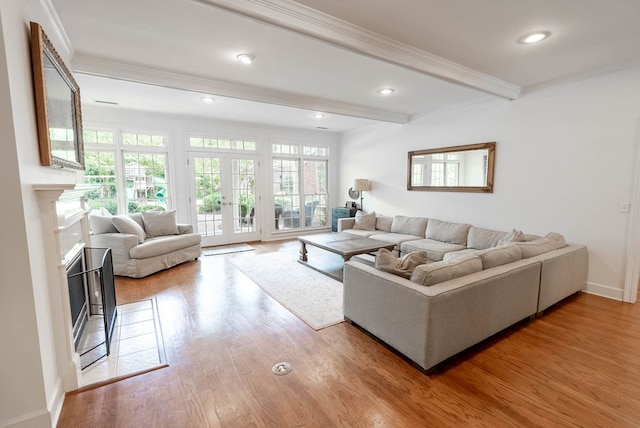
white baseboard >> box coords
[0,409,51,428]
[583,281,624,301]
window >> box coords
[84,129,171,214]
[272,143,328,230]
[189,136,256,151]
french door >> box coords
[189,152,260,247]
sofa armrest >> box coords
[532,245,588,312]
[89,233,138,263]
[177,223,193,234]
[337,217,356,232]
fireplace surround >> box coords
[34,183,97,390]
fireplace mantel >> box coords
[34,183,94,391]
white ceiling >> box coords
[49,0,640,133]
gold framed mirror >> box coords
[407,142,495,192]
[30,21,85,170]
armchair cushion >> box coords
[142,210,179,237]
[112,215,146,243]
[89,213,118,234]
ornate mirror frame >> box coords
[30,21,85,170]
[407,142,495,193]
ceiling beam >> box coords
[72,54,410,124]
[193,0,521,100]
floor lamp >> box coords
[354,179,370,211]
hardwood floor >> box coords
[58,240,640,427]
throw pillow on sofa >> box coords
[89,213,118,234]
[112,215,146,243]
[410,254,482,286]
[375,248,428,279]
[142,210,180,237]
[497,229,526,246]
[353,210,376,230]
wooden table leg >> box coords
[299,241,308,262]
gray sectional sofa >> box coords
[339,213,588,372]
[89,210,201,278]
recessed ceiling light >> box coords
[312,113,325,119]
[377,88,395,96]
[200,96,215,103]
[518,31,551,44]
[236,54,256,64]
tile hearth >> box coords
[78,299,166,387]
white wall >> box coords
[339,67,640,299]
[0,1,84,426]
[82,105,339,239]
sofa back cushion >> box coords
[391,216,428,237]
[475,244,522,269]
[112,215,146,243]
[142,210,180,237]
[375,215,394,232]
[410,254,482,286]
[516,234,566,258]
[426,219,471,245]
[467,227,506,250]
[353,210,376,231]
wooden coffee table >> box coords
[298,232,395,281]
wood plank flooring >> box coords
[57,240,640,427]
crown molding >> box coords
[192,0,520,100]
[72,54,410,124]
[521,58,640,95]
[39,0,73,59]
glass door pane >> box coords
[190,153,260,246]
[193,155,223,244]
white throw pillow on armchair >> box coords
[141,210,180,237]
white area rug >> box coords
[202,243,255,256]
[230,253,344,330]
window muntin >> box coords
[190,136,256,151]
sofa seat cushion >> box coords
[410,254,482,286]
[130,233,201,259]
[390,216,428,237]
[369,233,423,246]
[343,229,377,238]
[467,227,507,250]
[401,239,467,261]
[426,219,471,245]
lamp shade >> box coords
[354,179,370,191]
